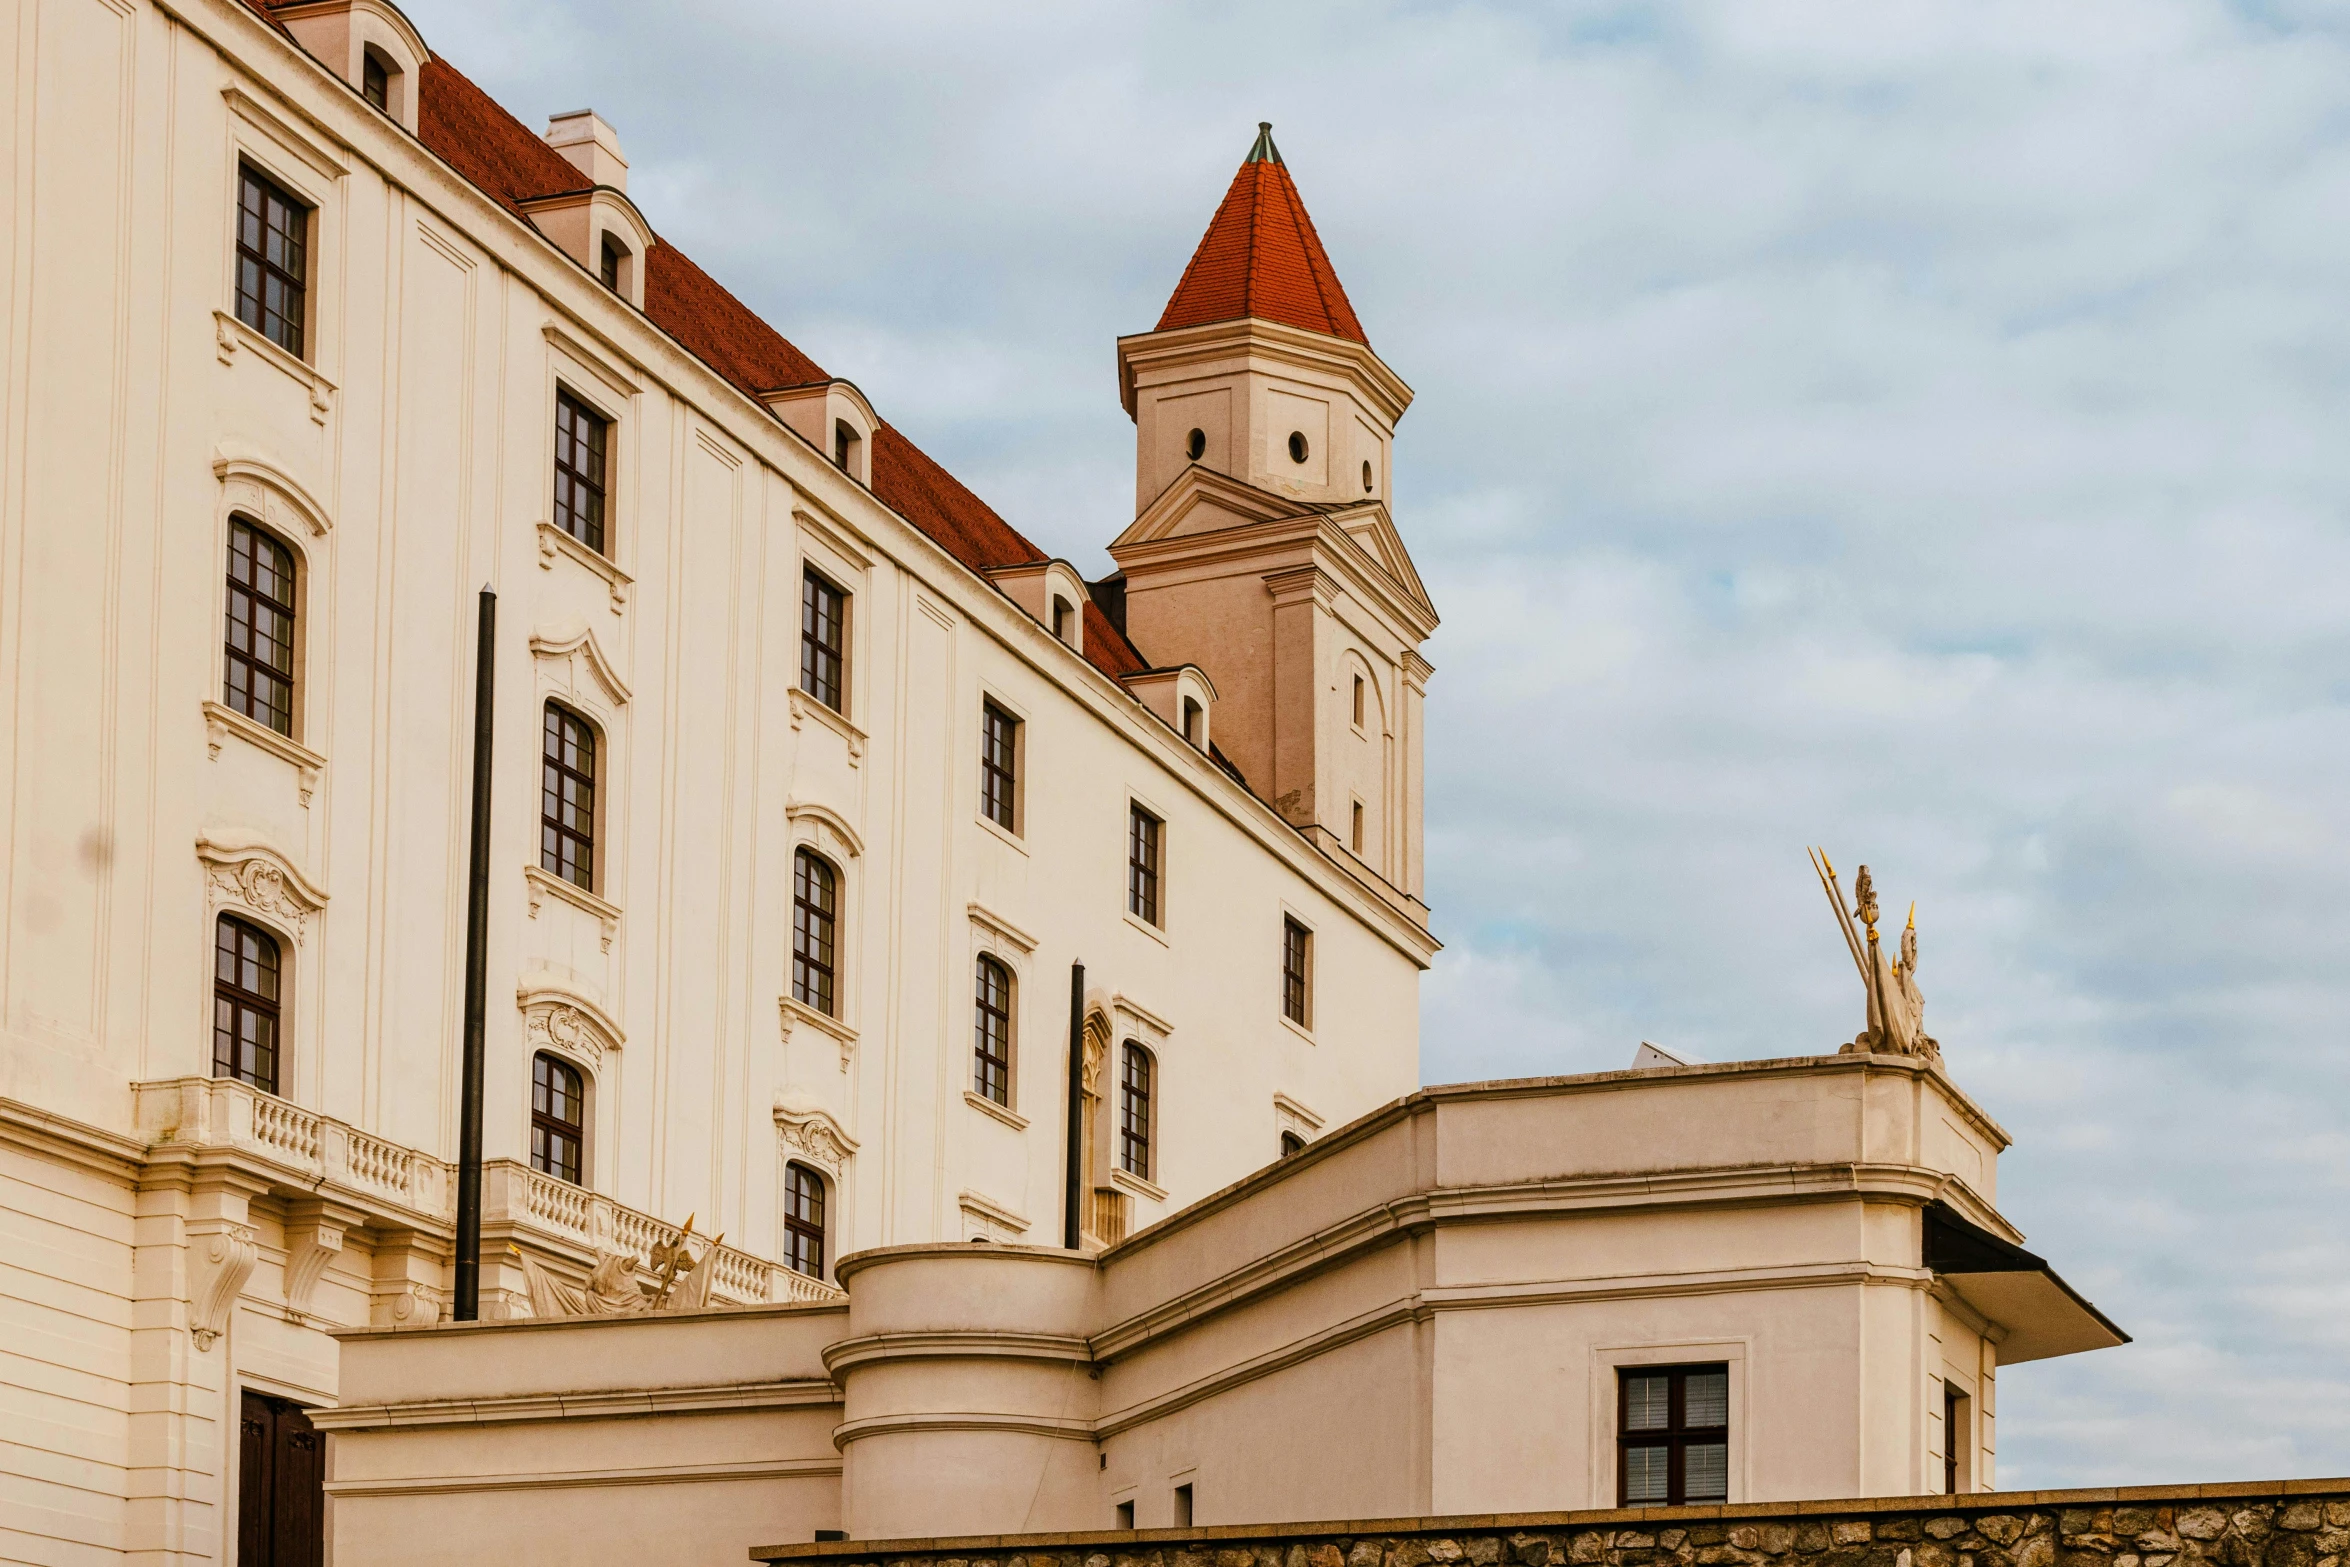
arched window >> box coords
[213,914,282,1093]
[530,1053,584,1184]
[1281,1131,1306,1159]
[783,1162,827,1278]
[973,956,1012,1105]
[1118,1041,1153,1181]
[541,704,597,890]
[224,517,296,736]
[792,849,839,1016]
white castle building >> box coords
[0,1,2123,1563]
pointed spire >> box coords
[1155,123,1367,345]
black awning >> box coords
[1921,1201,2131,1364]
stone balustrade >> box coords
[131,1075,829,1308]
[750,1481,2350,1567]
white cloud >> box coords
[400,0,2350,1487]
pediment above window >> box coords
[774,1091,858,1174]
[531,622,632,707]
[198,830,328,944]
[214,446,332,537]
[516,975,623,1071]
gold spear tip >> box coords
[1907,901,1915,930]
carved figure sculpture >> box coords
[511,1214,722,1320]
[1808,849,1940,1061]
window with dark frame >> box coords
[224,517,297,737]
[1282,917,1311,1027]
[361,50,390,111]
[1618,1363,1730,1506]
[974,956,1013,1106]
[980,701,1019,832]
[1351,800,1365,854]
[599,234,623,291]
[1119,1041,1152,1180]
[792,848,839,1017]
[1281,1131,1306,1158]
[1353,673,1366,727]
[540,705,597,891]
[1944,1382,1966,1494]
[553,389,610,554]
[1127,803,1161,926]
[1182,697,1202,747]
[801,569,847,713]
[1051,596,1072,643]
[783,1162,827,1277]
[236,164,308,358]
[833,421,856,471]
[530,1052,584,1185]
[213,914,282,1094]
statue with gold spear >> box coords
[1807,848,1939,1060]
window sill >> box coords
[202,700,325,806]
[1122,911,1169,948]
[536,521,632,613]
[779,994,859,1070]
[213,308,335,424]
[975,811,1027,856]
[522,864,619,952]
[1109,1165,1166,1204]
[963,1090,1028,1131]
[788,685,866,767]
[1280,1014,1317,1047]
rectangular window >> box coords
[600,234,623,291]
[1127,803,1161,926]
[1172,1483,1193,1528]
[1119,1041,1152,1180]
[540,705,597,890]
[1618,1363,1730,1506]
[801,568,847,713]
[361,51,390,110]
[530,1053,584,1185]
[1351,800,1365,854]
[1282,916,1311,1027]
[1944,1382,1970,1494]
[224,517,296,736]
[1352,673,1365,727]
[553,389,610,554]
[234,164,308,358]
[980,701,1020,831]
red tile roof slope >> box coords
[1156,124,1367,346]
[400,55,1152,681]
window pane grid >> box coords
[540,706,597,889]
[1127,805,1160,925]
[1119,1042,1151,1180]
[792,849,838,1016]
[980,703,1018,830]
[1282,917,1310,1025]
[801,571,846,712]
[529,1053,584,1185]
[784,1163,827,1277]
[974,957,1012,1105]
[553,391,609,553]
[212,915,281,1094]
[234,166,306,357]
[1618,1364,1730,1506]
[224,518,296,735]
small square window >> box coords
[1618,1363,1729,1505]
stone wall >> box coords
[751,1482,2350,1567]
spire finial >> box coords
[1247,122,1283,166]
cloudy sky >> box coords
[399,0,2350,1489]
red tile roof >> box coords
[392,51,1156,682]
[1156,124,1367,346]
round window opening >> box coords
[1186,428,1206,461]
[1288,431,1309,464]
[1362,460,1374,494]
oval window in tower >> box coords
[1362,459,1374,494]
[1186,428,1205,461]
[1288,431,1309,464]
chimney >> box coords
[545,110,628,192]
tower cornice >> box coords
[1116,316,1413,425]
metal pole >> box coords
[453,588,496,1319]
[1064,961,1085,1250]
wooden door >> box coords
[238,1390,323,1567]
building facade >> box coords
[0,0,1439,1560]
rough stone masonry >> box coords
[752,1482,2350,1567]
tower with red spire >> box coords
[1110,126,1436,916]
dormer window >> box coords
[1051,596,1074,645]
[600,234,624,291]
[1182,697,1202,747]
[361,50,390,111]
[833,420,861,474]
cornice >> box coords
[830,1412,1096,1450]
[820,1329,1091,1377]
[311,1376,839,1432]
[1114,316,1415,425]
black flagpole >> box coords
[453,587,496,1319]
[1064,961,1085,1250]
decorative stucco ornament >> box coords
[1808,848,1940,1061]
[511,1213,722,1319]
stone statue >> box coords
[513,1213,724,1320]
[1808,849,1940,1061]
